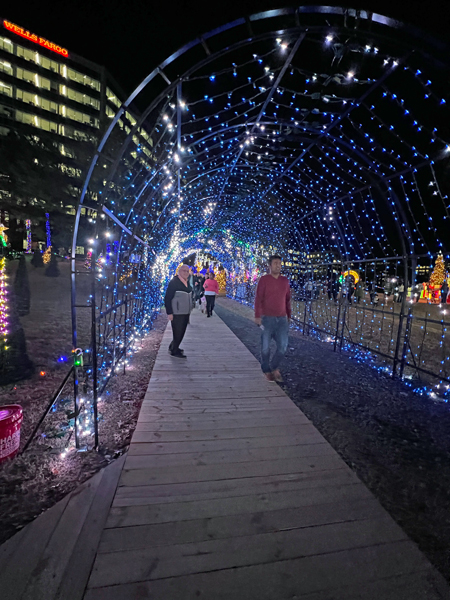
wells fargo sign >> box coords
[3,19,69,57]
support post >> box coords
[123,294,128,375]
[177,81,182,201]
[393,256,409,377]
[91,244,99,450]
[399,306,413,379]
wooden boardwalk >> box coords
[85,311,449,599]
[1,309,449,599]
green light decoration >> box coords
[73,348,84,368]
[0,223,8,247]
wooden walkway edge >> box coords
[0,455,125,600]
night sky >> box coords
[3,0,450,96]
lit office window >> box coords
[40,55,59,73]
[16,46,36,63]
[85,94,100,110]
[39,116,57,133]
[0,60,13,76]
[125,111,136,126]
[105,105,115,118]
[16,68,51,90]
[16,109,58,133]
[16,67,35,84]
[40,97,58,114]
[106,87,121,109]
[61,85,100,110]
[0,37,13,53]
[16,110,35,125]
[67,68,100,91]
[16,89,36,106]
[60,104,97,127]
[0,81,13,98]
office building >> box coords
[0,17,153,250]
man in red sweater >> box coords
[254,255,291,382]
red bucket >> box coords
[0,405,23,463]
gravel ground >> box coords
[215,296,450,584]
[0,311,168,545]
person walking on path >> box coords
[164,264,192,358]
[355,282,364,304]
[204,271,219,317]
[254,255,291,383]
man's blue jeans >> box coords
[260,316,289,373]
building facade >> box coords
[0,17,153,251]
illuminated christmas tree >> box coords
[43,246,52,264]
[216,268,227,293]
[429,253,446,287]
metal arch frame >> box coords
[73,5,450,267]
[69,6,450,436]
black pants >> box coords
[206,295,216,316]
[169,314,189,353]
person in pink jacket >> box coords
[204,272,219,317]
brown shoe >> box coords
[272,369,284,383]
[264,372,275,382]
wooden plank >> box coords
[134,415,309,432]
[107,481,369,528]
[113,468,360,508]
[54,455,126,600]
[118,453,347,487]
[90,516,408,588]
[102,495,383,552]
[84,542,443,600]
[127,431,326,455]
[131,422,320,443]
[143,390,287,400]
[138,406,294,414]
[123,442,336,471]
[136,408,302,423]
[140,397,291,407]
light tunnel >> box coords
[70,6,450,426]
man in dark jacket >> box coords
[164,264,192,358]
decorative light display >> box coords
[68,7,450,436]
[45,213,51,248]
[0,223,8,247]
[216,269,227,293]
[429,253,446,287]
[84,249,92,270]
[25,219,32,253]
[0,257,8,352]
[43,246,51,264]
